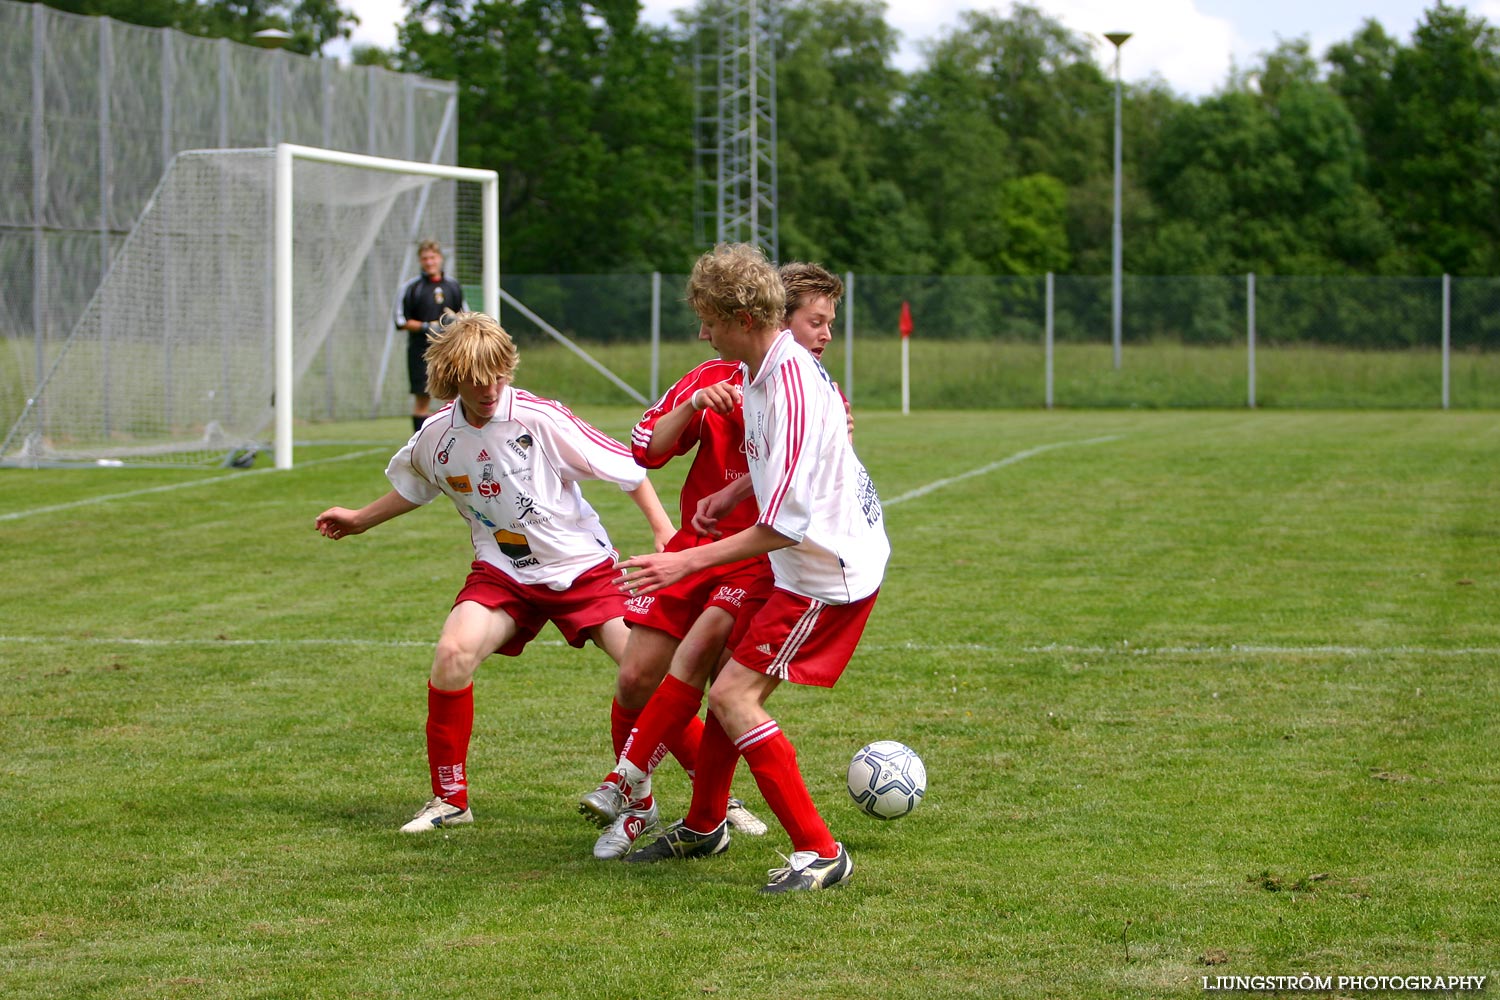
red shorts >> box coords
[624,529,773,643]
[454,558,626,656]
[731,588,879,688]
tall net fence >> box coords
[0,0,458,442]
[1,148,488,466]
[495,273,1500,411]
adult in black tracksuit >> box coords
[395,239,465,432]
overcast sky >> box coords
[327,0,1500,98]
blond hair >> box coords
[686,243,785,330]
[779,261,844,320]
[417,238,442,256]
[422,312,519,399]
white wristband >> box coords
[691,389,708,411]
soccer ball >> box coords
[846,740,926,820]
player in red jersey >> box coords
[617,244,888,893]
[578,262,848,860]
[316,312,674,833]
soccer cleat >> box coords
[578,778,625,827]
[759,843,853,894]
[725,796,768,836]
[623,819,730,862]
[399,796,473,833]
[593,800,660,860]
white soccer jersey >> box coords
[386,387,647,591]
[741,330,890,604]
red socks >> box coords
[426,682,474,810]
[624,674,705,776]
[737,722,836,858]
[683,712,739,832]
[610,699,639,761]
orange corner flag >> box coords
[899,300,913,338]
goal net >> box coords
[1,144,498,469]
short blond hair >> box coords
[417,239,443,256]
[779,261,844,320]
[686,243,785,330]
[422,312,519,399]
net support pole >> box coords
[650,271,662,401]
[482,178,500,318]
[843,271,854,403]
[1441,274,1450,410]
[1044,272,1054,409]
[1246,272,1256,410]
[274,143,295,469]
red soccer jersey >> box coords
[631,358,758,536]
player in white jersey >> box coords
[616,244,889,893]
[316,312,674,833]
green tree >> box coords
[773,0,925,272]
[401,0,695,273]
[1140,40,1392,275]
[1368,3,1500,273]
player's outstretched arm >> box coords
[616,524,793,596]
[625,477,676,552]
[315,490,422,540]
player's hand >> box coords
[690,382,740,415]
[615,549,694,597]
[691,494,728,538]
[315,507,364,540]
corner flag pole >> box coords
[899,300,913,415]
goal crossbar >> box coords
[273,144,499,468]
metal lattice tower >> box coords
[694,0,778,259]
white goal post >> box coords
[2,144,498,470]
[273,145,499,469]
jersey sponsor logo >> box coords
[856,468,883,526]
[467,505,497,528]
[437,436,457,465]
[434,288,445,306]
[493,528,532,562]
[476,448,492,462]
[477,464,502,499]
[514,493,539,521]
[506,434,533,459]
[445,475,472,494]
[711,585,747,608]
[624,594,656,616]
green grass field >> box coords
[2,409,1497,999]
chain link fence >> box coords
[493,273,1500,410]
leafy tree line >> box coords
[28,0,1500,281]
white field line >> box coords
[1,634,1496,658]
[3,433,1116,524]
[0,447,388,523]
[883,435,1122,507]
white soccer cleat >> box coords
[760,843,854,894]
[400,796,473,833]
[579,777,626,827]
[726,796,769,836]
[593,800,661,860]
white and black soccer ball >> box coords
[846,740,926,820]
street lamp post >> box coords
[1105,31,1131,371]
